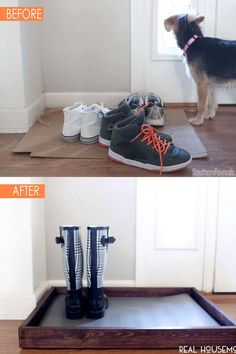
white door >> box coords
[214,179,236,292]
[132,0,236,103]
[136,178,219,291]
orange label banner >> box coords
[0,184,45,199]
[0,7,44,21]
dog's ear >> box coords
[164,15,179,32]
[187,13,205,24]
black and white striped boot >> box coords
[56,226,84,319]
[86,226,116,319]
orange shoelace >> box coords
[131,124,171,175]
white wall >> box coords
[0,180,33,294]
[31,197,47,291]
[40,0,131,93]
[0,0,131,132]
[45,178,136,284]
[0,0,45,132]
[20,0,43,106]
[0,177,47,319]
[0,0,25,108]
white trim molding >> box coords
[0,293,37,320]
[0,281,49,320]
[131,0,147,92]
[45,92,130,109]
[0,92,131,133]
[34,282,50,303]
[202,179,219,293]
[0,279,136,319]
[202,0,217,37]
[0,94,46,133]
[48,279,136,288]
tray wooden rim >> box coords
[19,287,236,349]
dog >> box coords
[164,13,236,126]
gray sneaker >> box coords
[99,105,173,148]
[99,102,134,147]
[145,92,165,127]
[108,112,192,174]
[118,93,144,114]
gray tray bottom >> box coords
[39,293,219,329]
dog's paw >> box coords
[188,117,204,126]
[205,110,216,120]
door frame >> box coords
[135,178,219,292]
[131,0,146,92]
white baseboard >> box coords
[103,280,136,287]
[0,94,46,133]
[48,279,136,288]
[27,94,46,129]
[34,281,50,302]
[0,282,49,320]
[0,279,136,320]
[45,92,130,108]
[0,293,37,320]
[0,92,130,132]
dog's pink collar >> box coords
[183,35,200,56]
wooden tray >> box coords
[19,287,236,349]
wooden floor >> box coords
[0,108,236,177]
[1,295,235,354]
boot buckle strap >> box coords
[55,236,64,244]
[101,236,116,247]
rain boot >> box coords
[86,226,116,319]
[56,226,84,319]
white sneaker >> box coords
[80,103,110,144]
[61,102,86,142]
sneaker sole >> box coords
[80,135,99,144]
[99,136,111,147]
[146,117,165,127]
[61,133,80,142]
[108,149,192,173]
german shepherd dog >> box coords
[164,14,236,126]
